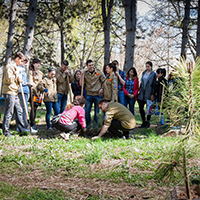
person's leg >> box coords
[52,102,60,128]
[30,102,38,128]
[138,99,146,126]
[124,96,128,108]
[61,94,67,113]
[3,94,15,135]
[54,121,78,132]
[85,95,93,128]
[45,102,52,129]
[93,95,101,126]
[57,93,62,113]
[14,95,26,133]
[118,90,125,105]
[18,93,29,128]
[108,119,124,138]
[129,97,136,116]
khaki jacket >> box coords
[103,73,118,101]
[37,76,58,102]
[56,68,73,95]
[28,70,43,95]
[2,60,20,95]
[84,69,106,96]
[104,102,136,129]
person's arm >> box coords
[56,69,67,83]
[116,70,125,86]
[92,125,109,140]
[133,78,139,97]
[111,77,118,101]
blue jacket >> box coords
[18,65,30,94]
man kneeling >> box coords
[92,99,136,140]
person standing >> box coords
[56,60,73,113]
[18,56,37,133]
[71,70,86,99]
[2,52,27,137]
[28,58,43,131]
[92,99,136,140]
[138,61,157,128]
[103,63,118,102]
[123,67,139,115]
[38,68,60,130]
[112,60,126,105]
[81,59,106,128]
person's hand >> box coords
[92,136,99,140]
[39,93,43,99]
[81,69,85,75]
[115,69,119,76]
[17,77,23,83]
[64,69,70,75]
[98,88,103,96]
[130,94,135,99]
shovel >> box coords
[155,84,165,135]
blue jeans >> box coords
[124,96,136,115]
[18,93,29,128]
[85,95,101,128]
[3,94,26,134]
[44,102,60,129]
[57,93,67,113]
[118,90,125,106]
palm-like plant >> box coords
[156,58,200,199]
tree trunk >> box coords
[102,0,113,66]
[181,0,190,59]
[59,0,65,62]
[5,0,18,65]
[197,0,200,57]
[123,0,137,72]
[23,0,37,59]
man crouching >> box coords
[92,99,136,140]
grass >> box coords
[0,103,199,199]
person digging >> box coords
[92,99,136,140]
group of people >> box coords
[2,51,168,140]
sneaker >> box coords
[60,133,70,141]
[32,126,39,131]
[30,127,38,133]
[144,121,150,128]
[5,133,12,137]
[47,127,53,130]
[139,122,146,128]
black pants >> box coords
[30,102,39,127]
[138,99,151,123]
[108,119,132,138]
[54,121,81,133]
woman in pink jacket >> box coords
[123,67,139,115]
[54,96,86,135]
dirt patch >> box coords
[0,169,169,199]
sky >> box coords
[137,0,152,16]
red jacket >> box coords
[123,77,139,100]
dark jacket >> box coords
[138,70,157,102]
[71,81,87,99]
[153,76,168,102]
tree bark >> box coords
[5,0,18,65]
[59,0,65,62]
[181,0,190,59]
[197,0,200,57]
[23,0,37,59]
[102,0,113,66]
[123,0,137,72]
